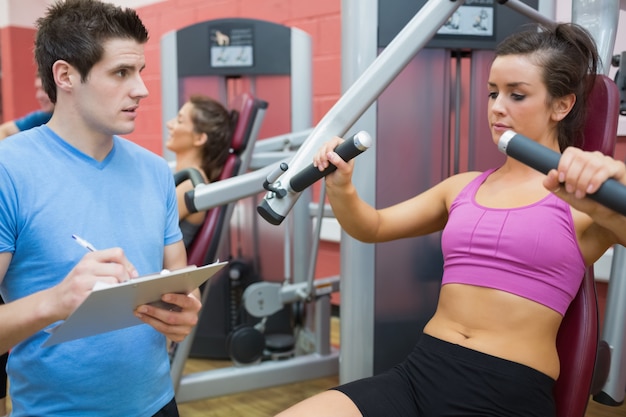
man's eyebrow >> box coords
[111,63,146,72]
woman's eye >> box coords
[511,93,525,101]
[488,91,498,99]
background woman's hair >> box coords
[189,95,234,182]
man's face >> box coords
[72,38,148,138]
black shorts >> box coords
[332,334,555,417]
[0,296,6,399]
[0,351,6,399]
[152,397,179,417]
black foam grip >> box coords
[289,132,371,193]
[501,132,626,216]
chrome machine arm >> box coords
[256,0,464,225]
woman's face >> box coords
[487,54,560,148]
[165,101,202,153]
[34,77,54,113]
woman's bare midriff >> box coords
[423,283,563,380]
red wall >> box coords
[0,26,39,120]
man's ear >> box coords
[551,93,576,122]
[51,60,77,93]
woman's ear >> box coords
[194,132,208,147]
[551,93,576,122]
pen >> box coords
[72,234,97,252]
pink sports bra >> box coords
[441,169,585,315]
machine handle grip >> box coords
[498,130,626,216]
[174,167,206,187]
[289,131,373,193]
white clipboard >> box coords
[42,261,227,347]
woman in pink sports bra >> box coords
[276,23,625,417]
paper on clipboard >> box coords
[42,261,227,347]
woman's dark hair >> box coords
[35,0,149,103]
[495,23,600,151]
[188,95,235,182]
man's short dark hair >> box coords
[35,0,149,103]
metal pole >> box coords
[572,0,620,75]
[498,0,556,27]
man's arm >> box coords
[0,253,64,353]
[162,239,200,306]
[0,249,138,354]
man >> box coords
[0,75,54,140]
[0,1,200,416]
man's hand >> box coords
[134,289,202,342]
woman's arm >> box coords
[317,137,457,243]
[544,147,626,245]
[176,179,194,222]
[0,121,19,141]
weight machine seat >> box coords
[554,74,620,417]
[186,92,268,267]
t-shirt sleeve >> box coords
[14,111,53,132]
[0,164,18,253]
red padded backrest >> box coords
[554,75,619,417]
[579,75,620,154]
[186,93,267,266]
[229,93,258,154]
[185,157,241,267]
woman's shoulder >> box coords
[441,171,485,192]
[449,170,486,182]
[432,170,486,207]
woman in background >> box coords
[166,95,234,249]
[0,75,54,140]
